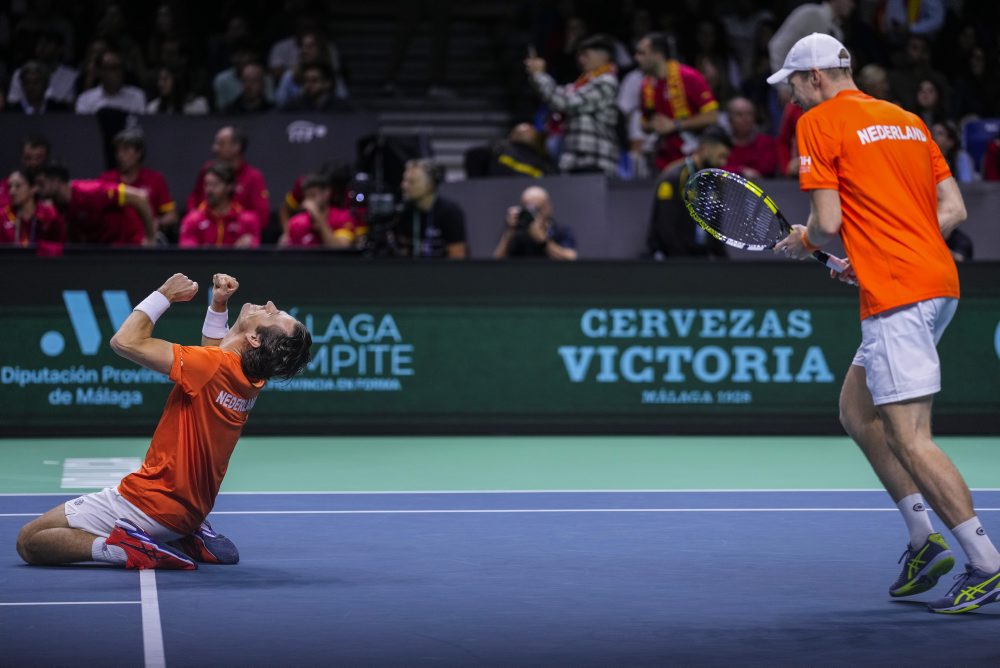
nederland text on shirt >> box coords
[215,390,257,413]
[856,124,928,146]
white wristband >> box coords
[134,291,170,324]
[203,307,229,339]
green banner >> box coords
[1,251,998,434]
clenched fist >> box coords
[157,273,199,303]
[211,273,239,311]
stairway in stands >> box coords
[328,2,525,181]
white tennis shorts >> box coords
[851,297,957,406]
[64,487,181,541]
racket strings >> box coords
[685,173,786,250]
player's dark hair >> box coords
[37,160,70,182]
[242,322,312,382]
[643,32,672,58]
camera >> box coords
[350,172,399,256]
[515,206,537,229]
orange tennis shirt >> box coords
[118,345,264,535]
[796,89,959,320]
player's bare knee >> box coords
[15,528,39,564]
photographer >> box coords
[494,186,577,260]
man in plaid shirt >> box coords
[525,34,620,176]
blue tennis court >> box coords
[4,481,1000,666]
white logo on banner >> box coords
[286,121,328,143]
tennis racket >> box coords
[682,168,848,273]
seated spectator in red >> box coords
[280,63,350,112]
[222,62,274,115]
[634,32,720,170]
[99,129,178,239]
[35,161,156,246]
[775,101,804,177]
[5,61,72,114]
[280,173,358,248]
[984,135,1000,182]
[74,49,146,115]
[722,96,777,179]
[277,163,362,244]
[186,127,269,235]
[0,135,51,208]
[179,164,259,248]
[0,170,64,255]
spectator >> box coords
[775,102,805,177]
[222,62,274,115]
[270,18,348,100]
[634,32,720,171]
[857,63,893,101]
[75,50,146,115]
[207,15,253,79]
[720,1,775,79]
[214,41,275,111]
[276,163,362,244]
[281,62,351,112]
[146,66,209,115]
[493,186,577,260]
[889,34,948,113]
[6,30,78,107]
[0,169,64,255]
[952,47,1000,119]
[187,127,269,236]
[5,61,71,114]
[179,163,259,248]
[526,34,620,176]
[392,159,467,258]
[381,1,453,98]
[76,37,112,97]
[99,129,178,238]
[881,0,945,42]
[542,15,589,86]
[0,135,52,208]
[93,3,148,87]
[275,30,347,107]
[722,97,777,179]
[768,1,855,73]
[280,173,359,249]
[35,161,156,246]
[646,126,731,259]
[687,18,742,104]
[984,134,1000,181]
[479,123,558,178]
[931,121,977,183]
[913,78,948,127]
[945,228,974,262]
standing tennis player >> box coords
[771,33,1000,614]
[16,273,311,569]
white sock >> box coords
[91,537,127,565]
[951,517,1000,573]
[897,493,934,548]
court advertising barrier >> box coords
[1,250,998,435]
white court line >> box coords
[140,570,166,668]
[0,601,139,606]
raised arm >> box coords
[110,273,199,374]
[202,273,239,346]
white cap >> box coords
[767,33,851,85]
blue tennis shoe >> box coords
[889,533,954,597]
[928,564,1000,614]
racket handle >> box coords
[812,250,847,273]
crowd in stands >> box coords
[0,1,998,259]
